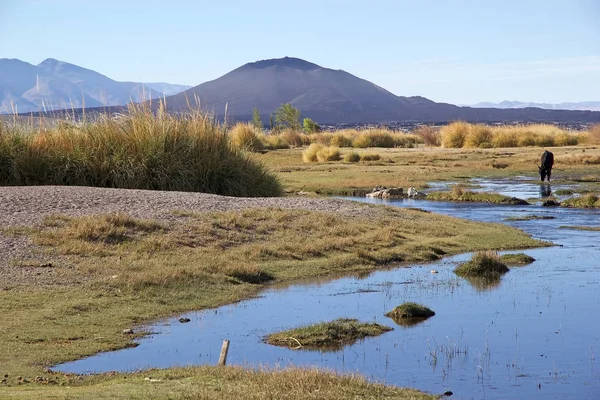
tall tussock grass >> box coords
[0,105,282,197]
[441,121,583,148]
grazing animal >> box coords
[538,150,554,182]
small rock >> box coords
[122,328,134,334]
[431,270,438,274]
[178,317,191,323]
[443,391,453,396]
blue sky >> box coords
[1,0,599,104]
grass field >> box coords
[258,145,600,196]
[0,205,544,398]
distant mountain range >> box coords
[163,57,600,124]
[0,58,191,113]
[469,100,600,112]
[5,56,600,124]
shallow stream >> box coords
[56,180,600,400]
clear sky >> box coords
[1,0,599,104]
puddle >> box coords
[55,180,600,400]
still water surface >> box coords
[56,180,600,400]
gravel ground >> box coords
[0,186,381,289]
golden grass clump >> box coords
[0,104,283,197]
[465,124,493,148]
[343,152,361,163]
[279,129,303,147]
[302,143,323,162]
[440,121,469,148]
[412,125,440,147]
[316,146,342,162]
[260,134,289,150]
[587,124,600,144]
[352,129,396,148]
[330,131,354,147]
[229,123,264,152]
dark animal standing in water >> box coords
[538,150,554,182]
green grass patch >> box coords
[427,185,529,205]
[454,251,509,278]
[504,215,556,221]
[385,302,435,326]
[0,205,546,393]
[561,193,600,208]
[265,318,392,350]
[499,253,536,265]
[0,365,436,400]
[559,225,600,231]
[554,189,575,195]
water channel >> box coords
[56,179,600,399]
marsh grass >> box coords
[499,253,536,265]
[427,186,529,205]
[454,251,509,278]
[412,125,441,147]
[559,225,600,231]
[440,122,582,148]
[0,104,282,197]
[561,193,600,208]
[385,302,435,326]
[504,215,556,221]
[265,318,392,350]
[229,123,264,152]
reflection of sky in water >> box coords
[56,189,600,400]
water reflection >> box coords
[540,184,552,198]
[462,275,502,292]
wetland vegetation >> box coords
[264,318,393,350]
[3,111,600,398]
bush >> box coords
[302,143,323,163]
[343,152,360,163]
[229,123,264,152]
[0,105,283,197]
[440,121,469,148]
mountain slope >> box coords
[0,58,190,113]
[470,100,600,112]
[163,57,600,124]
[165,57,432,122]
